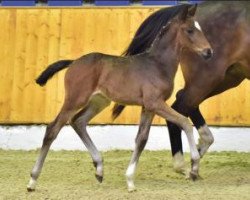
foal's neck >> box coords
[148,30,181,80]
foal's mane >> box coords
[112,4,194,120]
[157,23,171,40]
[123,4,193,56]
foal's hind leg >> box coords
[70,94,111,183]
[27,103,78,191]
[126,108,154,192]
[145,100,200,180]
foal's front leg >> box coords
[126,108,154,192]
[146,101,200,180]
[189,107,214,158]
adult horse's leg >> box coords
[167,93,191,174]
[126,108,154,192]
[207,64,246,97]
[169,63,246,165]
[193,63,246,157]
[174,88,214,159]
[168,100,211,172]
[167,86,213,173]
[70,94,111,183]
[27,103,78,191]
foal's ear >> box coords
[178,4,197,22]
[187,4,197,17]
[178,5,190,22]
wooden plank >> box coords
[44,9,61,123]
[9,10,27,122]
[33,9,49,123]
[0,10,9,122]
[22,9,39,123]
[0,10,16,123]
[56,9,74,117]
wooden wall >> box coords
[0,7,249,126]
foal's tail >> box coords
[36,60,73,86]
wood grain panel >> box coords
[0,7,249,126]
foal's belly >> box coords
[98,75,173,106]
[98,81,144,106]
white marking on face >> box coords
[194,21,202,31]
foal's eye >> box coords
[186,29,194,34]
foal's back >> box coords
[65,52,172,105]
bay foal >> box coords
[27,4,212,192]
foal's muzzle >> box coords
[201,48,213,60]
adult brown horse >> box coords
[113,1,250,173]
[27,4,212,192]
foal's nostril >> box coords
[202,48,213,60]
[207,48,213,56]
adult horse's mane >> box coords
[112,4,193,119]
[123,4,192,56]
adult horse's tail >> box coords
[112,104,126,120]
[111,4,191,120]
[36,60,73,86]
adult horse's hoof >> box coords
[196,174,203,180]
[173,152,186,175]
[95,174,103,183]
[173,167,187,175]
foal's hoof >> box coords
[188,171,199,181]
[27,179,36,192]
[95,174,103,183]
[27,187,35,192]
[128,186,137,193]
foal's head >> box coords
[166,4,213,60]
